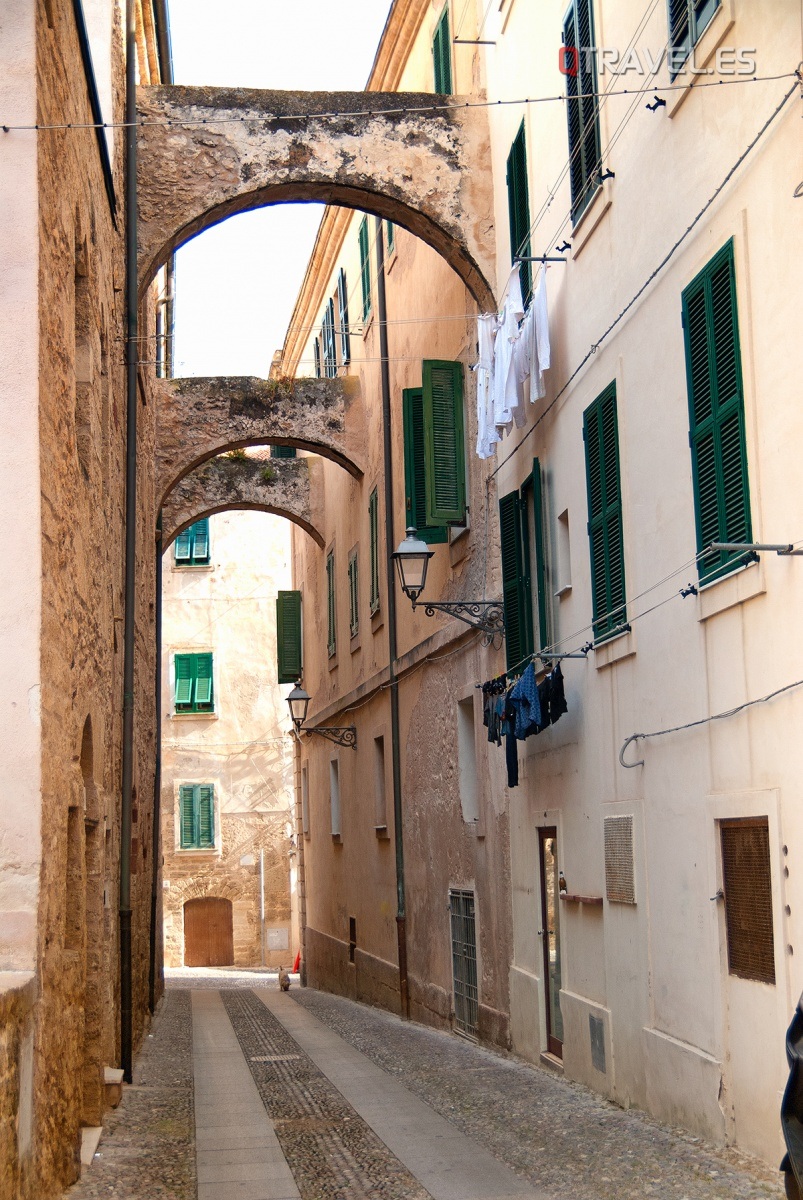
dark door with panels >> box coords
[184,897,234,967]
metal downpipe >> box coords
[120,0,138,1082]
[374,217,409,1019]
[148,516,163,1012]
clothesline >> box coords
[481,661,569,789]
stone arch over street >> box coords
[161,455,325,549]
[136,86,496,310]
[155,374,363,507]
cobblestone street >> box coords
[64,970,784,1200]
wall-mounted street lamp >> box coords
[391,527,505,637]
[286,682,357,749]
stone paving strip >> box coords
[289,987,784,1200]
[65,988,196,1200]
[222,988,433,1200]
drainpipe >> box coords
[148,515,163,1012]
[374,217,409,1020]
[260,848,265,967]
[119,0,138,1082]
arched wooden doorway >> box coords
[183,897,233,967]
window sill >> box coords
[375,824,390,840]
[697,557,764,621]
[350,630,361,653]
[371,607,384,634]
[331,833,342,844]
[169,711,219,721]
[594,627,636,670]
[666,0,735,119]
[570,179,612,260]
[328,652,338,673]
[554,583,572,600]
[362,311,374,340]
[172,563,213,572]
[385,247,398,274]
[175,847,218,857]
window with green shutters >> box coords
[337,267,351,364]
[563,0,601,224]
[359,218,372,323]
[386,221,395,255]
[313,336,322,378]
[322,296,337,377]
[326,549,337,657]
[348,550,359,638]
[174,652,214,714]
[276,590,302,684]
[668,0,719,75]
[174,519,210,566]
[583,383,627,642]
[422,360,466,526]
[270,445,296,459]
[432,6,452,95]
[369,488,380,614]
[682,239,751,583]
[499,459,550,671]
[507,122,532,307]
[179,784,215,849]
[402,389,448,546]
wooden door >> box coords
[538,828,564,1058]
[184,897,234,967]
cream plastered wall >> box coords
[0,0,41,981]
[482,0,803,1164]
[284,0,803,1165]
[160,510,299,968]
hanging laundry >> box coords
[474,313,499,459]
[548,663,568,724]
[492,264,525,432]
[508,662,542,739]
[512,268,551,404]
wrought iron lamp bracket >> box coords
[303,725,357,750]
[412,599,505,637]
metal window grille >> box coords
[720,817,775,984]
[449,889,478,1038]
[604,815,636,904]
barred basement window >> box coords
[720,817,775,984]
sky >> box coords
[169,1,393,378]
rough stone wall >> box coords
[162,813,292,968]
[7,3,161,1198]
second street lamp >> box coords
[391,526,505,638]
[286,682,357,750]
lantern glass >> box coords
[392,528,434,602]
[286,683,311,729]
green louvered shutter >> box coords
[369,489,380,613]
[314,336,321,378]
[359,218,372,322]
[276,590,302,684]
[386,221,395,254]
[499,491,533,671]
[402,388,447,545]
[326,550,336,656]
[337,267,351,364]
[192,519,210,562]
[348,551,359,637]
[564,0,601,223]
[198,786,214,848]
[174,528,192,563]
[194,653,213,708]
[174,655,193,707]
[179,785,196,847]
[422,360,466,526]
[584,383,627,642]
[433,6,452,95]
[525,458,549,650]
[683,241,751,583]
[270,445,297,459]
[506,122,532,306]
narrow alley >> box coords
[66,973,782,1200]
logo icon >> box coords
[559,46,579,76]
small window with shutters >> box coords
[682,240,751,584]
[313,336,322,379]
[359,218,372,323]
[385,221,395,256]
[270,445,296,459]
[174,519,210,566]
[178,784,215,849]
[402,388,448,546]
[369,488,380,614]
[348,549,359,639]
[506,122,532,307]
[337,267,351,364]
[326,549,337,658]
[499,459,550,671]
[720,817,775,985]
[432,5,452,95]
[322,296,337,377]
[668,0,719,76]
[583,383,627,643]
[276,590,302,684]
[563,0,601,224]
[174,652,214,714]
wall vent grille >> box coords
[604,815,635,904]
